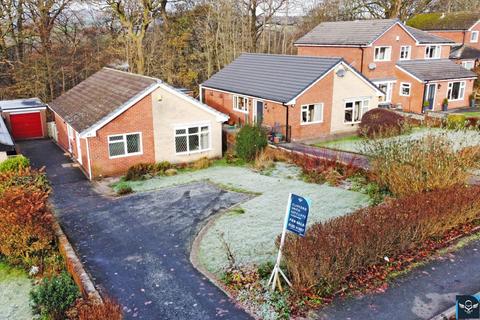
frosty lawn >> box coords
[314,127,480,154]
[0,262,32,319]
[118,163,368,275]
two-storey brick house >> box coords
[407,12,480,70]
[295,19,477,113]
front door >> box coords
[425,84,436,111]
[254,100,264,125]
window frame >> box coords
[471,31,479,43]
[300,103,324,125]
[374,46,392,62]
[344,98,370,125]
[425,45,441,59]
[107,132,143,159]
[399,82,411,97]
[447,81,466,101]
[233,95,249,113]
[174,123,211,155]
[399,45,411,60]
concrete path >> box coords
[277,142,370,170]
[316,239,480,320]
[19,140,252,320]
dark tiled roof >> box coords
[202,54,343,103]
[403,25,454,44]
[397,59,477,81]
[49,68,158,133]
[407,12,480,31]
[295,19,398,46]
[450,45,480,59]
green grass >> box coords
[0,262,32,319]
[315,135,363,149]
[460,112,480,118]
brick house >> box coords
[295,19,454,107]
[407,12,480,70]
[200,54,384,141]
[49,68,228,179]
[395,59,477,113]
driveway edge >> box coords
[190,203,258,320]
[53,220,102,303]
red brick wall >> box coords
[428,25,480,49]
[87,94,155,178]
[54,113,70,152]
[203,89,252,124]
[297,46,364,71]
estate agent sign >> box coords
[268,193,311,291]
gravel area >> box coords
[0,263,32,320]
[123,163,369,274]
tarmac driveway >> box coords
[19,140,251,320]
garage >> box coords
[0,98,47,141]
[10,112,43,139]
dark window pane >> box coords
[176,136,187,153]
[109,142,125,157]
[189,135,199,151]
[188,127,199,134]
[126,134,140,153]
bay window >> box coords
[175,125,210,154]
[108,133,142,158]
[447,81,466,101]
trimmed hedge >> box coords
[358,109,405,138]
[0,155,30,172]
[283,185,480,294]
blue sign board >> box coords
[286,194,311,237]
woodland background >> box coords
[1,0,479,101]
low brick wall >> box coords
[53,220,102,302]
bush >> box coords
[30,272,80,320]
[155,161,172,173]
[0,188,55,269]
[283,185,480,294]
[192,157,211,170]
[364,133,479,197]
[0,155,30,172]
[125,163,155,181]
[116,182,133,195]
[0,167,49,195]
[76,296,123,320]
[466,117,480,129]
[358,109,405,138]
[252,150,274,171]
[235,125,268,162]
[446,114,467,129]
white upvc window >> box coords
[399,82,411,96]
[108,132,142,158]
[399,45,411,60]
[301,103,324,125]
[462,60,475,70]
[344,99,370,124]
[425,45,441,59]
[374,46,392,61]
[447,81,466,101]
[175,124,210,154]
[471,31,479,43]
[233,95,249,113]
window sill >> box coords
[300,121,324,126]
[109,152,143,159]
[373,59,391,62]
[343,121,361,125]
[233,109,249,114]
[447,98,465,102]
[175,148,212,156]
[399,94,411,97]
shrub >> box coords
[125,163,154,181]
[466,117,480,129]
[116,182,133,195]
[0,188,55,269]
[446,114,467,129]
[0,167,49,195]
[235,125,268,162]
[192,157,211,170]
[358,109,405,138]
[30,272,80,320]
[364,134,479,197]
[0,155,30,172]
[76,296,123,320]
[155,161,172,173]
[282,185,480,294]
[252,150,274,171]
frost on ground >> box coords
[124,163,368,275]
[320,128,480,154]
[0,263,32,320]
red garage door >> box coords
[10,112,43,140]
